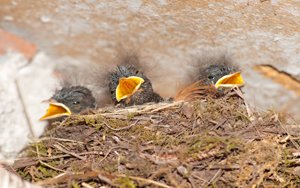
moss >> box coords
[94,123,103,131]
[63,116,81,126]
[37,165,59,178]
[115,176,137,188]
[35,142,48,157]
[17,169,31,181]
[188,136,222,154]
[102,160,118,173]
[282,148,292,168]
[106,119,129,130]
[84,116,97,125]
[25,147,37,158]
[71,181,80,188]
[131,125,155,142]
[153,134,181,147]
[224,138,244,153]
[188,135,243,156]
[127,112,138,120]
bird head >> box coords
[109,64,149,103]
[201,64,244,89]
[40,86,96,120]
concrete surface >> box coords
[0,52,57,162]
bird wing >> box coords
[174,80,217,102]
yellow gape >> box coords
[215,72,244,89]
[116,76,145,102]
[40,102,71,120]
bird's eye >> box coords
[208,75,214,80]
[73,101,80,105]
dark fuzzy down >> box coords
[52,86,96,113]
[196,55,239,85]
[108,61,163,106]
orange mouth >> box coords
[40,102,71,120]
[116,76,145,102]
[214,72,244,89]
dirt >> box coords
[13,90,300,187]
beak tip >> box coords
[41,98,57,103]
[40,102,71,121]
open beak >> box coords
[116,76,145,102]
[40,99,71,120]
[215,72,244,89]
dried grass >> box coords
[13,90,300,188]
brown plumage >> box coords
[174,80,218,102]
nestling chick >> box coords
[198,63,243,88]
[108,56,163,106]
[175,56,244,102]
[40,86,96,120]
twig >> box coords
[206,169,222,186]
[15,151,102,168]
[103,120,139,131]
[166,173,180,188]
[191,173,207,184]
[82,182,94,188]
[54,144,86,160]
[208,165,240,170]
[35,144,65,172]
[80,102,182,121]
[187,177,197,188]
[115,151,121,173]
[37,170,172,188]
[149,102,182,113]
[36,137,84,144]
[233,87,254,121]
[98,147,116,164]
[277,118,300,150]
[37,171,99,185]
[93,146,130,171]
[118,174,173,188]
[59,116,71,126]
[15,79,35,137]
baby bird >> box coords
[108,56,163,106]
[40,86,96,120]
[175,60,244,102]
[198,63,243,88]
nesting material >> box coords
[0,165,41,188]
[14,90,300,187]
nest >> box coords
[14,90,300,188]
